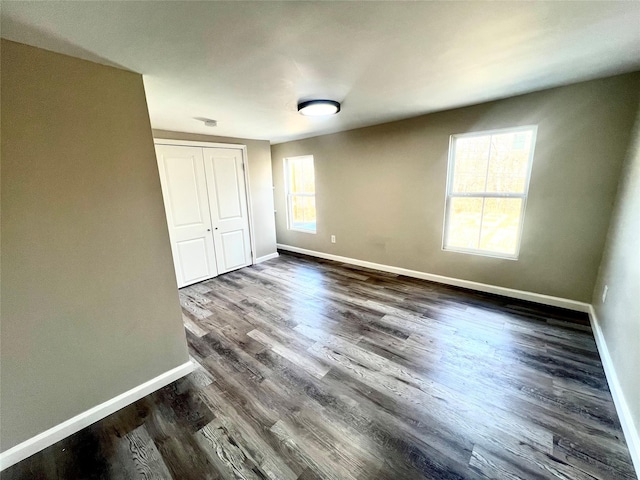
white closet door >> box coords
[203,147,252,274]
[155,145,218,287]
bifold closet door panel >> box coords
[155,145,218,287]
[203,147,252,274]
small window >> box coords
[284,155,316,233]
[443,126,537,259]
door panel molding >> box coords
[176,237,214,286]
[155,145,218,287]
[154,139,256,287]
[156,141,255,265]
[203,147,252,274]
[210,154,243,220]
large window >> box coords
[285,155,316,233]
[443,126,537,259]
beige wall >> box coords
[0,41,189,451]
[272,73,640,302]
[152,130,277,260]
[592,107,640,442]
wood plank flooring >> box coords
[4,252,636,479]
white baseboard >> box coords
[276,244,590,312]
[255,252,279,264]
[0,361,195,471]
[588,306,640,477]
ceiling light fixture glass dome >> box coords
[298,100,340,116]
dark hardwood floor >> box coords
[3,252,636,479]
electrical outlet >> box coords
[602,285,608,303]
[331,235,336,244]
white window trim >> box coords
[284,155,317,234]
[442,125,538,260]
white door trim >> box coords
[239,145,258,264]
[154,139,257,265]
[154,139,246,149]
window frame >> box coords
[442,125,538,260]
[284,155,317,234]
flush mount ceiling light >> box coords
[203,119,217,127]
[298,100,341,116]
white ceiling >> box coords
[2,1,639,144]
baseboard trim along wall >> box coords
[276,244,591,312]
[255,252,279,264]
[588,307,640,477]
[0,361,195,471]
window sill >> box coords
[442,246,519,261]
[289,228,316,235]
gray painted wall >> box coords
[1,40,189,451]
[592,106,640,445]
[152,130,277,260]
[271,73,640,302]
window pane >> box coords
[289,157,303,193]
[291,195,316,232]
[486,131,533,193]
[446,197,482,249]
[479,198,522,255]
[451,135,490,193]
[289,156,315,194]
